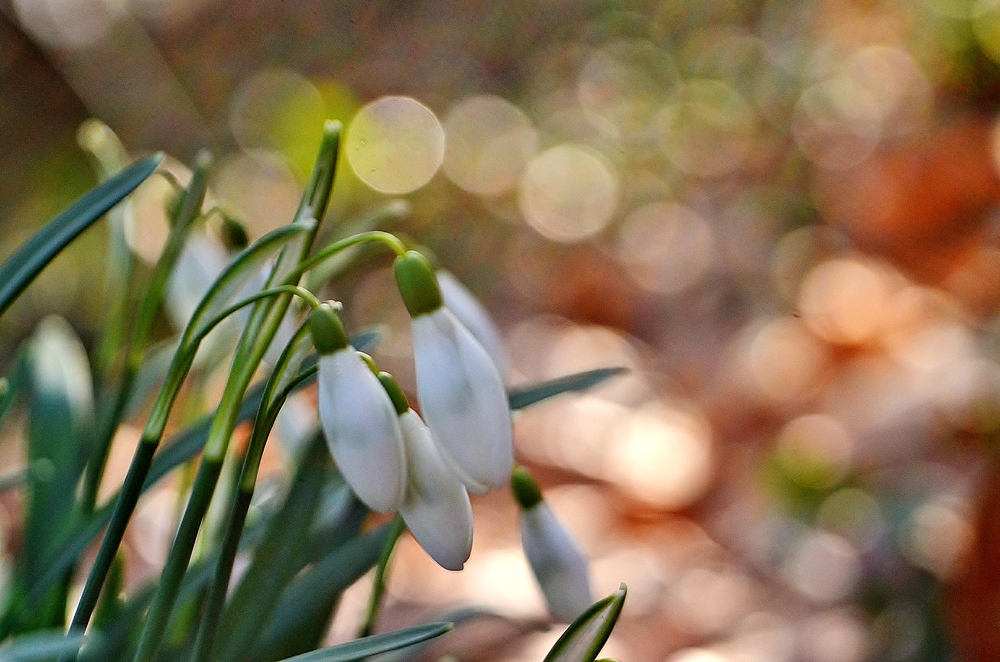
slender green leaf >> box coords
[215,438,331,662]
[251,524,390,661]
[508,368,628,411]
[275,623,452,662]
[17,318,95,629]
[0,349,26,432]
[0,153,162,318]
[0,631,88,661]
[372,607,517,662]
[543,584,627,662]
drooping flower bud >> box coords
[512,467,594,622]
[394,251,513,494]
[311,304,406,513]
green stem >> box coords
[131,122,340,662]
[290,231,406,283]
[191,322,313,662]
[81,151,211,515]
[359,515,406,638]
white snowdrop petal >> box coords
[455,321,514,486]
[165,235,230,330]
[437,270,509,376]
[398,411,474,570]
[412,309,513,492]
[521,502,594,622]
[317,349,407,512]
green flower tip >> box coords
[378,372,410,415]
[511,466,543,510]
[324,119,343,137]
[309,302,349,355]
[356,351,378,375]
[394,250,443,317]
[192,148,213,173]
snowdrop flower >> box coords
[394,251,513,494]
[310,302,406,513]
[436,269,509,377]
[512,466,594,622]
[379,373,473,571]
[165,233,230,331]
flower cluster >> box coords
[310,249,592,621]
[309,250,511,570]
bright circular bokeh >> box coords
[616,201,716,295]
[442,95,538,196]
[518,144,619,242]
[345,96,445,195]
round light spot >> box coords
[213,151,303,235]
[442,95,538,196]
[518,144,619,242]
[744,318,831,404]
[228,68,326,178]
[791,77,883,170]
[345,96,445,194]
[775,414,854,490]
[785,531,860,603]
[578,39,680,138]
[609,403,713,509]
[657,79,756,177]
[617,202,715,294]
[799,258,893,345]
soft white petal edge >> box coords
[317,349,407,513]
[398,411,474,570]
[411,309,513,493]
[520,502,594,623]
[437,270,509,376]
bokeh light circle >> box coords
[345,96,445,194]
[656,79,756,177]
[616,201,715,294]
[442,95,538,196]
[518,144,619,242]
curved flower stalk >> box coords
[379,373,473,571]
[512,466,594,623]
[436,269,509,377]
[394,251,513,493]
[310,302,407,513]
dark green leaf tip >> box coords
[511,466,543,510]
[394,251,443,317]
[378,372,410,415]
[309,303,349,355]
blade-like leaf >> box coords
[508,368,628,411]
[0,153,162,318]
[1,330,381,633]
[251,524,390,661]
[17,317,95,629]
[215,438,330,662]
[0,631,88,661]
[275,623,452,662]
[543,584,627,662]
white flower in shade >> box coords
[436,270,508,377]
[512,467,594,622]
[397,408,473,570]
[311,303,407,513]
[165,234,230,331]
[395,251,514,494]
